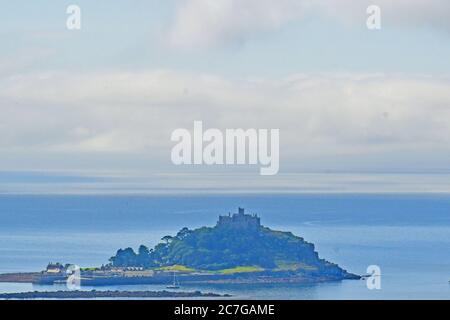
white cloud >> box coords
[168,0,311,49]
[168,0,450,49]
[1,70,450,173]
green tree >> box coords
[161,235,174,244]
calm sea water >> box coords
[0,194,449,299]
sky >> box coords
[1,0,450,193]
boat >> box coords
[166,272,180,289]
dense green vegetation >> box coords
[109,223,347,276]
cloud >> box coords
[1,70,450,173]
[168,0,311,49]
[168,0,450,49]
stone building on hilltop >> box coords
[217,207,261,231]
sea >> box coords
[0,193,449,299]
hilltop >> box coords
[109,208,358,280]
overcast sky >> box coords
[1,1,450,192]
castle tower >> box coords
[217,207,261,231]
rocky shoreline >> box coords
[0,270,360,286]
[0,290,231,299]
[0,272,40,283]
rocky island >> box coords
[0,208,359,288]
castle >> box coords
[216,207,261,231]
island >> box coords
[0,208,359,288]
